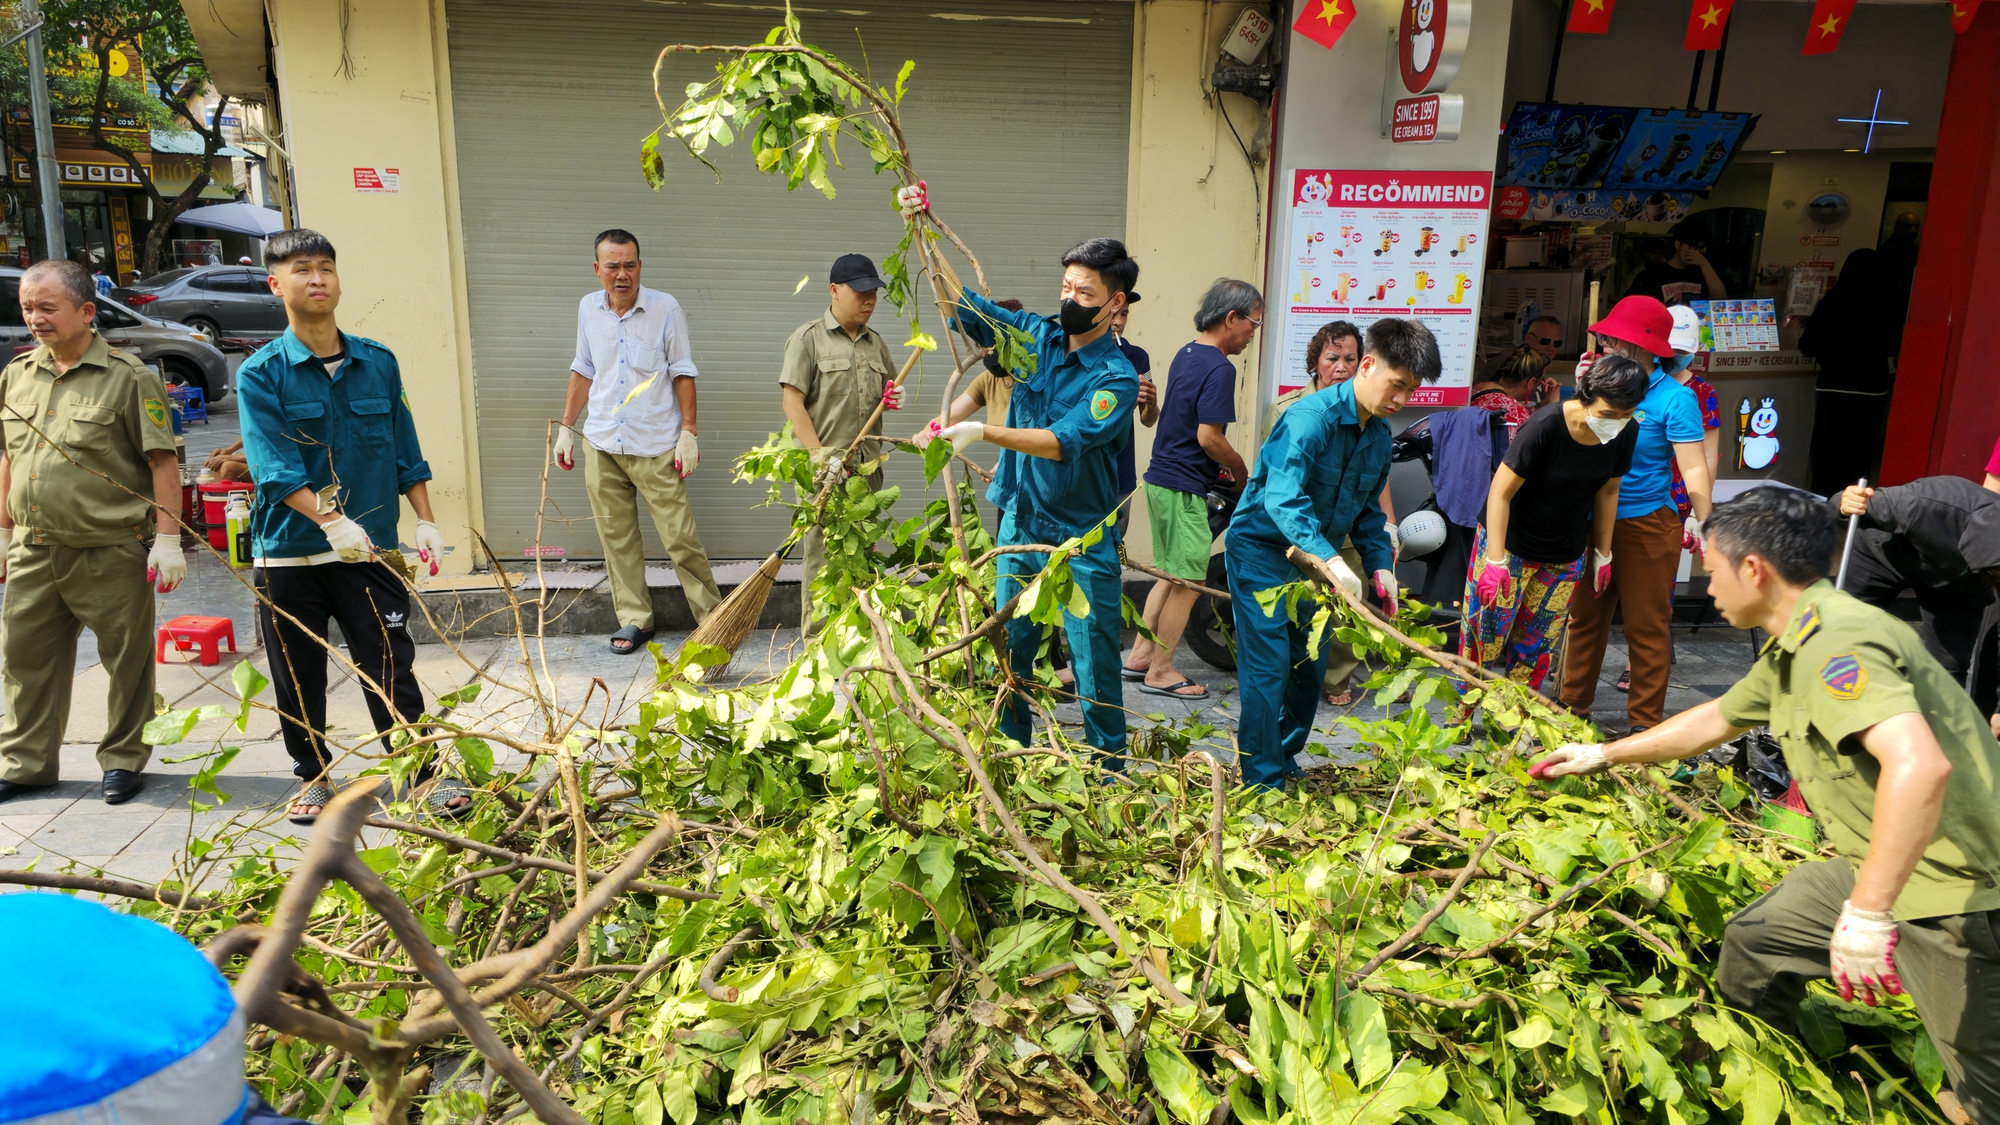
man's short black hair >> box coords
[1705,486,1839,587]
[594,229,640,259]
[264,228,337,268]
[1364,317,1443,384]
[1060,238,1139,299]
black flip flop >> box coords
[1138,680,1210,700]
[610,624,657,655]
[1120,665,1147,682]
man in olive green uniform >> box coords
[1534,485,2000,1123]
[779,253,903,629]
[0,259,185,805]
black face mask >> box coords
[1060,298,1106,337]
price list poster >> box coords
[1274,169,1493,404]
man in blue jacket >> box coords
[237,229,453,824]
[1226,317,1442,789]
[933,237,1140,766]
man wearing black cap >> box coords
[781,252,905,628]
[1623,224,1725,306]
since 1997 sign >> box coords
[1272,169,1493,406]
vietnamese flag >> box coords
[1802,0,1859,53]
[1567,0,1616,34]
[1684,0,1736,49]
[1292,0,1357,49]
[1952,0,1982,32]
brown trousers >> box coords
[1559,507,1681,727]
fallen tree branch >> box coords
[1349,830,1498,985]
[700,925,763,1003]
[1450,835,1683,960]
[0,868,222,911]
[364,816,716,903]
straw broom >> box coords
[678,346,928,666]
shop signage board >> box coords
[8,158,149,186]
[353,167,401,193]
[1275,168,1492,405]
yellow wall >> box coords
[263,0,479,571]
[253,0,1262,570]
[1120,0,1273,562]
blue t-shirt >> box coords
[1144,342,1237,497]
[1115,337,1150,496]
[1615,364,1704,520]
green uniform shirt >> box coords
[1718,580,2000,920]
[0,334,175,547]
[778,309,896,451]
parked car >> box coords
[111,264,287,344]
[1,267,233,400]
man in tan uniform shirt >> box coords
[780,253,904,629]
[0,260,185,805]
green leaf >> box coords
[893,59,915,103]
[1539,1081,1590,1117]
[1342,992,1393,1086]
[454,737,494,784]
[1794,994,1847,1058]
[662,1069,699,1125]
[1146,1043,1220,1125]
[142,709,201,747]
[903,329,936,352]
[1640,996,1694,1021]
[631,1081,663,1125]
[1505,1014,1556,1049]
[922,434,953,485]
[1741,1069,1784,1125]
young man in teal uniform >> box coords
[932,238,1140,766]
[1225,318,1442,790]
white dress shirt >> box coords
[571,286,698,458]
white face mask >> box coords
[1585,415,1630,445]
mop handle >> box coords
[1835,477,1868,591]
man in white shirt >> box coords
[554,229,722,654]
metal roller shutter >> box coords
[445,0,1134,560]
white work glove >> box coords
[1372,568,1399,617]
[809,447,848,492]
[1592,549,1614,595]
[1529,743,1610,779]
[1326,553,1364,599]
[882,382,905,411]
[553,425,577,471]
[936,420,985,454]
[320,515,373,563]
[675,430,700,477]
[1683,514,1706,557]
[0,525,11,581]
[1830,900,1903,1006]
[413,519,444,578]
[1384,521,1401,565]
[147,537,187,593]
[895,180,929,216]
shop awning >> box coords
[149,130,252,159]
[172,202,284,238]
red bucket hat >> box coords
[1590,296,1676,358]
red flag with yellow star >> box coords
[1292,0,1357,49]
[1801,0,1858,53]
[1952,0,1982,32]
[1684,0,1736,49]
[1567,0,1617,34]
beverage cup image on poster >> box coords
[1275,169,1493,403]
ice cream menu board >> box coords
[1690,299,1780,352]
[1274,169,1492,405]
[1499,103,1757,193]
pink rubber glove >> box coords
[882,382,905,410]
[1830,901,1902,1006]
[1475,558,1511,606]
[1592,549,1613,595]
[1372,569,1398,617]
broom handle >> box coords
[774,348,932,562]
[1835,477,1867,591]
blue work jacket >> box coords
[953,291,1139,543]
[1227,378,1394,575]
[236,329,432,558]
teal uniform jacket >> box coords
[1224,378,1394,789]
[952,290,1139,541]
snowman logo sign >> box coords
[1737,397,1781,470]
[1298,173,1333,206]
[1398,0,1471,95]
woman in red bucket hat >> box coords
[1557,296,1714,734]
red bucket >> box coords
[198,481,253,550]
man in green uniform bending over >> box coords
[1533,485,2000,1121]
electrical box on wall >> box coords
[1213,63,1278,98]
[1213,5,1279,99]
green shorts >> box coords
[1146,483,1213,581]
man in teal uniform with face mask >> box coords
[932,237,1140,766]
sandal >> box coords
[1614,668,1631,693]
[1325,690,1354,707]
[289,783,335,826]
[610,624,658,655]
[414,775,475,819]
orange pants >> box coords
[1559,507,1681,728]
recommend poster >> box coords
[1274,169,1493,405]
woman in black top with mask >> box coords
[1459,355,1650,691]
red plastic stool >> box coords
[157,615,237,666]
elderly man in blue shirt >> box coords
[933,238,1141,766]
[238,229,459,826]
[1227,317,1442,790]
